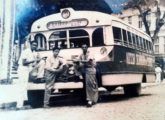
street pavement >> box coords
[0,80,165,108]
[0,81,165,120]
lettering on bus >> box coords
[126,52,135,65]
[47,19,88,29]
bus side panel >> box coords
[98,45,155,86]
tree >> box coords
[125,0,165,43]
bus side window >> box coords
[112,27,122,44]
[92,28,104,47]
[150,42,153,52]
[127,31,132,46]
[140,37,144,50]
[148,41,153,53]
[122,29,128,45]
[139,37,143,49]
[143,39,147,51]
[132,33,136,47]
[35,34,47,51]
[136,35,140,49]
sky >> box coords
[12,0,130,41]
[15,0,130,22]
[105,0,129,13]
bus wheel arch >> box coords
[123,83,141,97]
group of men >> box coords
[17,41,98,109]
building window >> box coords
[146,13,151,27]
[154,37,159,44]
[139,16,142,28]
[155,45,159,53]
[128,16,132,24]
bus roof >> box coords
[31,8,151,41]
[31,8,112,32]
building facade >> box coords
[113,3,165,68]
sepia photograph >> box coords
[0,0,165,120]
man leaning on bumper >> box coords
[43,47,67,108]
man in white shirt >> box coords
[17,41,39,109]
[155,65,162,83]
[43,47,66,108]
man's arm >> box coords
[22,59,35,66]
[44,57,56,72]
[56,58,67,72]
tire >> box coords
[124,83,141,97]
[28,90,44,108]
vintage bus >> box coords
[26,8,155,106]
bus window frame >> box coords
[127,31,133,47]
[69,29,90,48]
[112,26,123,45]
[122,29,128,46]
[48,30,67,50]
[34,33,47,51]
[132,33,137,48]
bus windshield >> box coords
[49,31,67,50]
[31,27,105,51]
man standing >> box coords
[155,65,162,83]
[17,41,39,109]
[80,44,98,107]
[43,47,66,108]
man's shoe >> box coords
[87,101,92,107]
[44,104,50,108]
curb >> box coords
[114,81,165,91]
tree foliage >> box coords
[125,0,165,42]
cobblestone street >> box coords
[0,83,165,120]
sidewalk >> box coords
[142,80,165,88]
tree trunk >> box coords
[136,6,151,37]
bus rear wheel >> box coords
[124,83,141,97]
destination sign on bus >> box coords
[47,19,88,29]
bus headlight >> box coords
[68,66,75,75]
[100,47,107,55]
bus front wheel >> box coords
[124,83,141,97]
[28,90,44,108]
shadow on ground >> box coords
[0,91,153,110]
